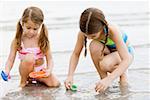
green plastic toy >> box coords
[71,84,77,91]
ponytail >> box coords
[38,23,49,54]
[15,21,23,50]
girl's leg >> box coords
[99,52,133,85]
[19,54,35,87]
[90,40,133,85]
[38,74,60,87]
[89,40,110,79]
[99,52,121,73]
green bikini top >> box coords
[100,38,115,46]
[100,33,128,49]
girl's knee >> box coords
[89,40,103,55]
[51,81,61,87]
[46,80,60,87]
[99,60,111,72]
[43,74,60,87]
[50,75,60,87]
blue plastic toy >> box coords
[1,70,8,81]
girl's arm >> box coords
[45,45,54,74]
[5,39,17,74]
[108,25,133,81]
[67,31,85,78]
[65,31,84,89]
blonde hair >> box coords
[14,6,49,54]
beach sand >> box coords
[0,46,150,100]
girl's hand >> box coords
[64,76,73,90]
[1,70,10,81]
[95,76,113,93]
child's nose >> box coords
[29,29,34,34]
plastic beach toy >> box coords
[1,70,8,81]
[71,84,78,91]
[29,70,48,79]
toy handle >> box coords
[1,70,10,81]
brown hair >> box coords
[79,7,109,57]
[14,6,49,54]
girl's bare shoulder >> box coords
[108,24,121,36]
[108,24,119,31]
[78,31,84,37]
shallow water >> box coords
[0,47,150,100]
[1,69,150,100]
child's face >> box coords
[22,20,41,38]
[83,28,103,40]
[85,32,100,39]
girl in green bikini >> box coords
[64,7,134,92]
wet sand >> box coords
[0,46,150,100]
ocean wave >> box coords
[0,12,149,31]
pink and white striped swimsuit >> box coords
[18,43,45,72]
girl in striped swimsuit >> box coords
[3,6,60,87]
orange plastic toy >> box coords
[29,70,48,79]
